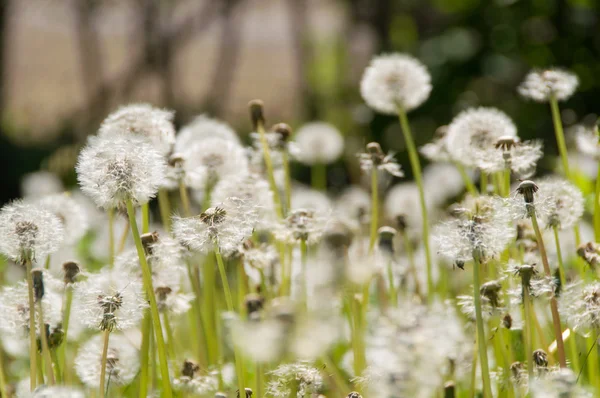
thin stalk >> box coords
[300,239,308,311]
[117,220,130,254]
[282,149,292,214]
[25,260,38,391]
[549,95,570,179]
[257,121,283,218]
[38,302,55,385]
[44,255,50,270]
[455,162,478,196]
[553,226,567,289]
[214,242,245,396]
[138,313,151,398]
[472,254,493,398]
[59,285,73,382]
[107,208,115,267]
[162,313,177,359]
[201,257,218,366]
[311,163,327,191]
[595,164,600,241]
[237,259,246,314]
[469,340,478,398]
[504,169,511,198]
[50,349,62,383]
[530,210,567,367]
[351,291,366,378]
[158,188,172,232]
[142,203,150,234]
[480,171,488,195]
[401,230,421,297]
[178,180,192,217]
[397,106,433,303]
[0,347,7,398]
[386,260,397,306]
[125,199,173,397]
[319,355,352,394]
[368,168,378,253]
[99,330,111,397]
[522,283,534,379]
[586,335,600,390]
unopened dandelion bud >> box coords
[479,280,502,308]
[444,382,456,398]
[533,349,549,368]
[181,359,200,378]
[63,261,80,284]
[503,313,513,329]
[347,392,362,398]
[31,268,44,302]
[245,293,264,319]
[141,231,159,254]
[249,99,265,130]
[378,226,397,256]
[272,123,292,143]
[236,388,253,398]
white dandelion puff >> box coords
[335,186,371,230]
[37,193,89,245]
[518,68,579,102]
[559,281,600,336]
[76,134,167,209]
[266,362,324,397]
[0,201,64,265]
[575,124,600,159]
[477,138,543,177]
[357,142,404,178]
[274,208,329,245]
[360,53,432,114]
[536,177,584,230]
[293,122,344,165]
[175,114,240,152]
[21,171,64,199]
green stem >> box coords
[25,260,38,391]
[0,346,7,398]
[504,169,511,198]
[257,121,283,218]
[158,188,172,233]
[99,330,111,397]
[38,302,54,385]
[300,239,308,311]
[59,285,73,382]
[125,199,173,397]
[282,150,292,215]
[162,313,177,359]
[480,171,488,195]
[397,106,433,303]
[401,230,421,298]
[214,242,245,396]
[368,168,378,253]
[595,164,600,241]
[50,349,62,383]
[549,95,570,178]
[586,335,600,390]
[178,180,192,217]
[311,163,327,191]
[319,356,352,394]
[138,313,151,398]
[386,260,397,306]
[455,162,478,196]
[107,208,115,267]
[201,257,218,366]
[530,210,567,368]
[141,203,150,234]
[472,253,493,398]
[522,283,534,379]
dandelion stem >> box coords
[585,335,600,390]
[480,171,488,195]
[472,253,493,398]
[0,347,7,398]
[311,163,327,191]
[386,260,397,306]
[522,282,534,379]
[257,120,283,218]
[214,241,246,396]
[158,188,172,233]
[162,313,177,359]
[138,313,151,398]
[99,329,111,397]
[25,260,38,391]
[455,162,478,196]
[142,203,150,234]
[552,226,567,291]
[201,257,218,366]
[59,285,74,382]
[530,210,567,367]
[50,349,62,383]
[401,230,421,298]
[117,220,130,255]
[178,180,192,217]
[549,94,570,179]
[368,168,378,254]
[300,239,308,311]
[38,301,55,385]
[282,149,292,214]
[125,199,173,397]
[504,169,511,197]
[108,208,115,267]
[397,105,433,303]
[594,164,600,241]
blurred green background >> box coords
[0,0,598,203]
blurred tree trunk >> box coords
[206,0,242,117]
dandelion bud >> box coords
[236,388,253,398]
[378,226,397,256]
[479,280,502,308]
[248,99,265,130]
[502,313,513,329]
[31,268,44,302]
[181,359,200,378]
[245,293,264,319]
[272,123,292,143]
[141,231,159,254]
[533,349,549,368]
[347,393,362,398]
[516,180,539,204]
[63,261,81,284]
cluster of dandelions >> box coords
[0,51,597,398]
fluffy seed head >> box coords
[76,134,166,209]
[275,208,329,245]
[575,124,600,159]
[0,201,64,265]
[357,142,403,177]
[477,139,543,177]
[98,103,176,155]
[175,114,240,152]
[294,122,344,165]
[360,53,432,114]
[536,177,584,230]
[559,281,600,335]
[518,68,579,102]
[266,362,324,397]
[37,193,89,245]
[446,107,517,168]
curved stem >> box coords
[397,106,433,303]
[99,329,111,397]
[126,199,173,397]
[472,254,493,398]
[549,95,570,178]
[25,260,38,391]
[368,168,379,254]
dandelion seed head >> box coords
[384,183,423,235]
[21,171,64,199]
[176,115,240,153]
[575,124,600,159]
[335,186,371,231]
[275,208,329,245]
[423,163,469,207]
[420,126,451,162]
[294,122,344,165]
[477,139,543,177]
[446,107,517,168]
[266,362,324,397]
[360,53,432,114]
[99,103,176,155]
[536,177,584,230]
[291,186,332,214]
[357,142,404,178]
[233,318,287,363]
[30,386,86,398]
[173,196,258,255]
[74,333,139,388]
[291,315,342,360]
[242,241,280,288]
[0,201,64,265]
[173,366,219,395]
[518,68,579,102]
[76,135,166,209]
[559,281,600,335]
[72,268,147,331]
[37,193,89,245]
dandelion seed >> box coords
[559,281,600,335]
[0,201,64,265]
[99,103,176,155]
[360,53,432,114]
[529,368,593,397]
[293,122,344,165]
[76,134,166,209]
[518,69,579,102]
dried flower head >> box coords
[74,333,139,388]
[446,107,517,169]
[275,208,329,245]
[99,103,176,155]
[357,142,404,177]
[266,362,324,397]
[173,196,258,255]
[62,261,81,284]
[518,68,579,102]
[176,115,240,153]
[0,201,64,265]
[360,53,432,114]
[294,122,344,165]
[37,193,89,245]
[72,268,147,331]
[76,134,166,209]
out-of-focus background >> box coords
[0,0,598,203]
